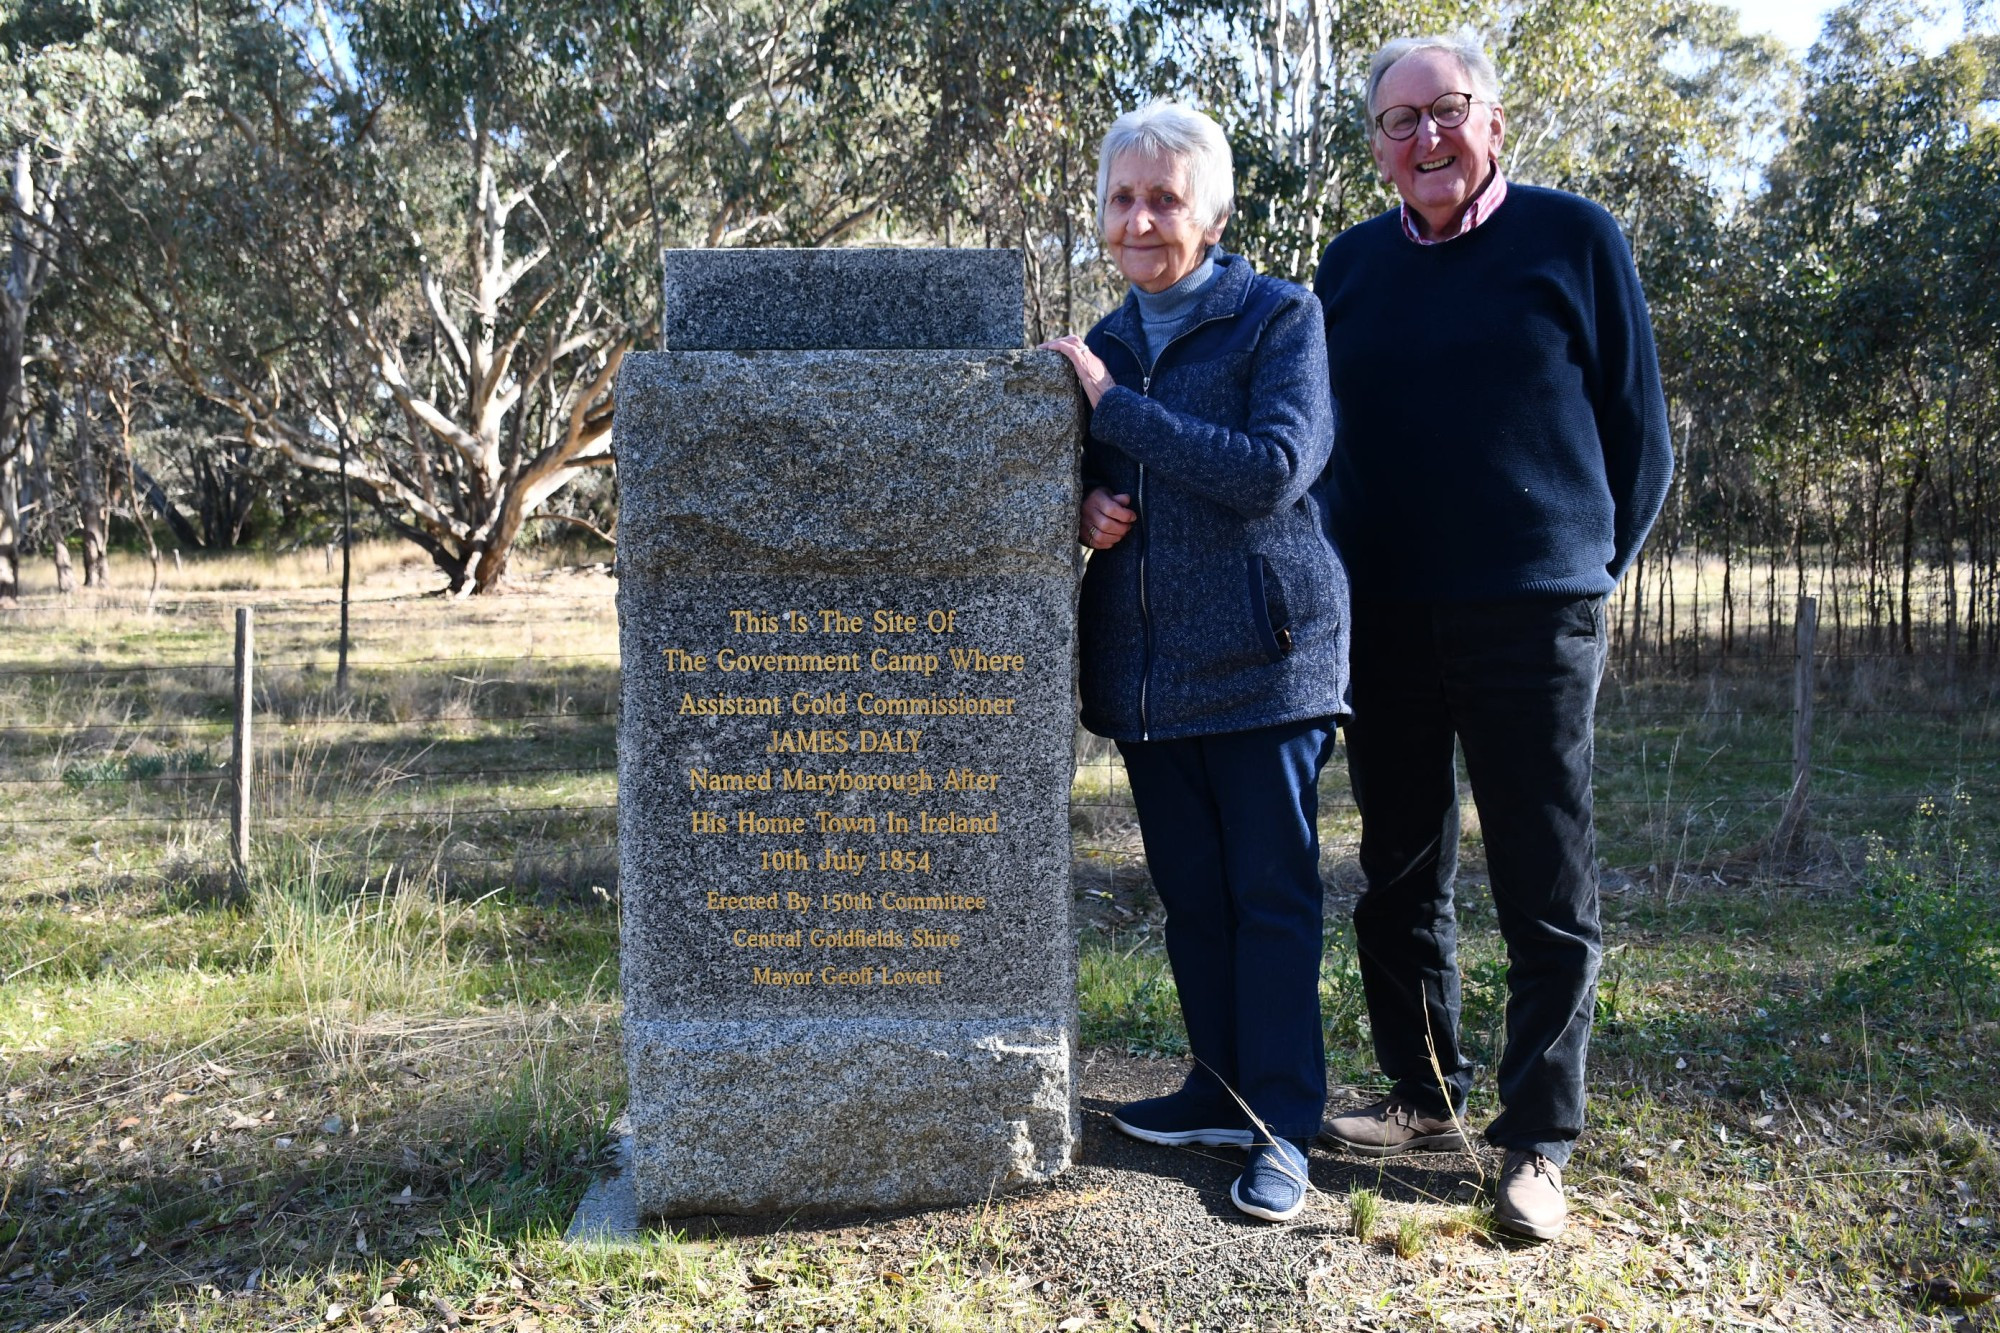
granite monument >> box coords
[614,248,1082,1215]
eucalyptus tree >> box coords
[815,0,1127,335]
[1914,111,2000,656]
[1497,0,1781,660]
[1107,0,1470,283]
[0,0,141,598]
[1749,0,1999,654]
[109,0,933,593]
[124,0,642,593]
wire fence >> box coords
[6,599,2000,901]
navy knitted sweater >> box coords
[1312,184,1673,601]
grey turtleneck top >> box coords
[1131,250,1219,365]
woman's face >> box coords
[1102,150,1223,294]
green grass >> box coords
[1347,1187,1381,1243]
[0,847,624,1330]
[1079,935,1187,1054]
[4,547,2000,1330]
[1592,660,2000,876]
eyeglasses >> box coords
[1374,92,1479,141]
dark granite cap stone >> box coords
[662,249,1025,351]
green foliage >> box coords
[1319,922,1370,1053]
[58,745,212,789]
[1117,0,1467,281]
[4,0,1999,632]
[1348,1186,1381,1242]
[1860,789,2000,1024]
[1078,934,1187,1053]
[815,0,1123,332]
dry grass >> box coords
[7,538,599,602]
[3,545,1998,1330]
[1,543,620,907]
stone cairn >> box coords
[613,248,1082,1215]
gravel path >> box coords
[682,1051,1499,1329]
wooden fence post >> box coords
[231,606,254,893]
[1774,594,1818,855]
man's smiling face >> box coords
[1369,48,1505,238]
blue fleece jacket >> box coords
[1078,251,1349,742]
[1312,185,1673,600]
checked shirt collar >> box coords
[1400,165,1510,245]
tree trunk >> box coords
[29,411,74,595]
[129,457,204,550]
[75,385,109,588]
[0,451,20,603]
[1897,456,1924,657]
[1720,484,1734,656]
[1,147,43,472]
[1626,548,1645,671]
[470,491,526,595]
[1969,429,1988,659]
[1866,431,1886,652]
[111,375,161,610]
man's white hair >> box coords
[1365,33,1503,124]
[1095,102,1236,232]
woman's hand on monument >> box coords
[1079,488,1136,550]
[1039,335,1114,408]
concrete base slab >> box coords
[565,1129,643,1246]
[626,1017,1075,1217]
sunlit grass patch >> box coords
[1078,933,1185,1054]
[0,850,624,1328]
[1,559,620,906]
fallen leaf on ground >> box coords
[1912,1276,1994,1308]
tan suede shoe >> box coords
[1495,1150,1567,1240]
[1319,1095,1469,1157]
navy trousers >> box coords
[1117,716,1338,1142]
[1343,595,1606,1166]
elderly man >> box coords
[1312,34,1672,1240]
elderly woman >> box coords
[1312,35,1671,1240]
[1041,101,1348,1224]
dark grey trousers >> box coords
[1343,594,1607,1166]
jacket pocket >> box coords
[1247,555,1293,662]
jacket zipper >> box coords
[1137,391,1150,740]
[1103,312,1233,741]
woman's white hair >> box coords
[1365,33,1502,123]
[1095,102,1235,232]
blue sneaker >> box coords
[1110,1088,1255,1147]
[1230,1137,1311,1222]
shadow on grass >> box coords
[0,1006,622,1328]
